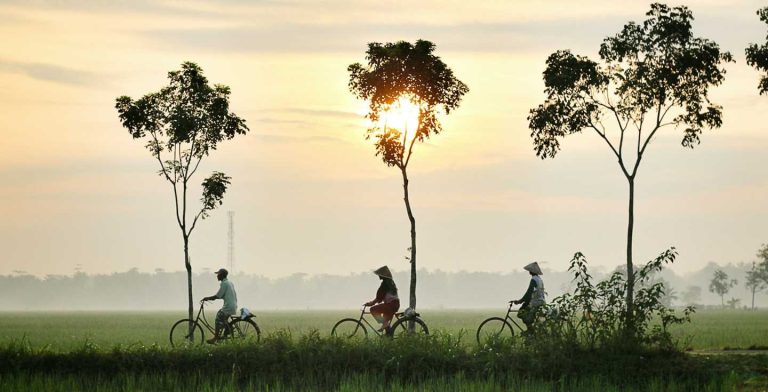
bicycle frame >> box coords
[195,301,235,337]
[355,305,392,336]
[502,304,526,332]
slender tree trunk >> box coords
[401,167,417,312]
[184,236,193,338]
[625,177,635,333]
[751,287,755,311]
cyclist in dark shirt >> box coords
[511,262,545,331]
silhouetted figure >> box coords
[202,268,238,344]
[365,266,400,333]
[511,262,545,332]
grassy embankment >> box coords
[1,331,766,391]
[1,310,766,391]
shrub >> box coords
[535,248,694,352]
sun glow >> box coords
[378,96,420,140]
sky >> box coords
[0,0,766,278]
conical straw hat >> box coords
[373,266,393,280]
[523,262,543,275]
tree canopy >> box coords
[115,62,248,231]
[348,40,468,169]
[746,7,768,94]
[529,3,733,165]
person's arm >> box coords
[365,286,385,306]
[203,282,226,301]
[512,279,536,305]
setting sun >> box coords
[378,96,420,138]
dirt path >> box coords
[690,349,768,356]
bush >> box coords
[535,247,694,352]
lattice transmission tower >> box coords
[227,211,235,274]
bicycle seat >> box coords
[395,311,420,318]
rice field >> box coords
[0,309,765,351]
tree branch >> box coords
[187,155,204,180]
[182,174,188,232]
[188,208,205,237]
[589,123,630,178]
[185,139,196,181]
[403,131,417,169]
[149,131,184,230]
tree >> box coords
[681,285,702,306]
[758,243,768,265]
[348,40,468,313]
[745,262,767,310]
[746,7,768,94]
[746,244,768,310]
[708,269,737,308]
[527,3,732,327]
[115,62,248,327]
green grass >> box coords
[0,309,766,351]
[1,310,766,391]
[0,372,752,392]
[1,331,765,391]
[666,309,768,350]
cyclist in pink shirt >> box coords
[365,266,400,333]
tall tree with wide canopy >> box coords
[348,40,468,312]
[746,7,768,94]
[527,4,732,329]
[115,62,248,326]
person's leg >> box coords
[382,313,394,329]
[518,307,534,333]
[370,304,385,325]
[381,301,398,332]
[521,307,538,335]
[208,309,227,344]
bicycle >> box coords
[169,300,260,347]
[331,305,429,338]
[476,302,527,344]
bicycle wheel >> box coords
[169,319,204,347]
[228,318,261,342]
[389,317,429,338]
[331,318,368,338]
[476,317,514,345]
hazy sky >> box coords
[0,0,766,278]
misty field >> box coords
[1,309,766,351]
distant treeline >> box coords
[0,262,762,310]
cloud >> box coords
[252,117,311,126]
[255,108,359,119]
[0,60,103,87]
[1,0,230,18]
[252,133,348,144]
[139,19,624,54]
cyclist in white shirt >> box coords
[202,268,238,344]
